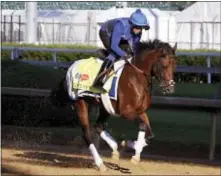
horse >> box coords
[50,39,177,172]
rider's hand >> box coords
[107,54,115,61]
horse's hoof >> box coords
[130,155,140,165]
[112,150,120,160]
[98,163,107,172]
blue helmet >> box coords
[130,9,150,29]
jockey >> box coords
[93,9,150,89]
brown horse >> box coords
[50,39,177,171]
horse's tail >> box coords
[49,77,70,108]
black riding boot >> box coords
[93,59,114,88]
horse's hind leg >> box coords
[73,99,107,172]
[94,106,119,160]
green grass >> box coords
[106,109,221,146]
[172,83,218,98]
[1,60,66,89]
[148,109,221,144]
[152,82,219,99]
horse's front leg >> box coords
[130,112,154,164]
[139,112,155,140]
[73,100,107,172]
[94,106,120,160]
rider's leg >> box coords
[93,31,130,88]
[99,29,111,50]
[93,30,114,88]
[93,55,115,88]
[93,39,115,87]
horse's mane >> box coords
[136,39,175,55]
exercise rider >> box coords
[93,9,150,89]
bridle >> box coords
[153,56,176,90]
[104,53,175,93]
[124,54,175,92]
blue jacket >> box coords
[101,18,141,57]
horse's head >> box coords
[152,43,177,94]
[135,39,177,94]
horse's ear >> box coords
[173,42,177,53]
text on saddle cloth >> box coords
[70,57,116,93]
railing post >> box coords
[11,49,15,60]
[207,56,211,84]
[209,112,217,161]
[52,51,57,62]
[11,48,20,60]
[3,15,6,42]
[10,15,13,43]
[52,51,57,69]
[18,15,21,42]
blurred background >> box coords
[1,1,220,50]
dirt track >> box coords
[2,142,221,176]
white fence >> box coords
[177,22,221,50]
[2,6,221,49]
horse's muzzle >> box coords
[160,80,175,94]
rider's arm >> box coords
[111,22,127,57]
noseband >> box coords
[154,56,175,89]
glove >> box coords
[107,54,115,61]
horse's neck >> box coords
[133,55,153,76]
[124,62,152,98]
[126,58,152,85]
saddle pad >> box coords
[66,57,132,115]
[70,57,115,94]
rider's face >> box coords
[132,27,142,35]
